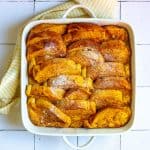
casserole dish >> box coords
[21,4,135,149]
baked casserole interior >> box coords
[26,23,132,128]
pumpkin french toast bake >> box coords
[26,23,132,128]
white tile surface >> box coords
[121,2,150,44]
[136,45,150,86]
[0,2,34,43]
[34,1,64,14]
[120,0,150,1]
[132,87,150,130]
[0,131,34,150]
[0,45,14,80]
[0,1,150,150]
[1,0,33,1]
[35,136,77,150]
[35,0,67,1]
[78,136,120,150]
[121,131,150,150]
[114,1,120,20]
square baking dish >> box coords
[21,5,135,136]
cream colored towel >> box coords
[0,0,117,114]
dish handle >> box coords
[62,4,96,18]
[62,4,96,150]
[63,136,95,149]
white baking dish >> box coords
[21,5,135,139]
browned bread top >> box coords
[26,23,131,128]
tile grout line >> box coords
[34,0,36,15]
[137,86,150,88]
[34,134,35,150]
[34,0,68,2]
[131,129,150,131]
[119,1,150,2]
[120,1,122,20]
[0,129,27,131]
[77,136,79,147]
[0,0,67,2]
[0,1,35,3]
[119,2,121,20]
[120,135,122,150]
[136,43,150,45]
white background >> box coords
[0,0,150,150]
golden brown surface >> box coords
[26,23,132,128]
[87,62,126,80]
[104,25,128,42]
[56,99,96,113]
[26,84,65,101]
[32,58,82,83]
[63,23,109,45]
[67,40,104,67]
[90,89,130,109]
[27,31,66,61]
[94,77,131,90]
[84,107,131,128]
[28,24,66,36]
[28,97,71,127]
[47,75,93,90]
[57,100,96,128]
[99,40,130,63]
[65,89,89,100]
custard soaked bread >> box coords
[26,23,131,128]
[63,23,109,45]
[32,58,82,83]
[67,39,104,67]
[27,31,66,61]
[84,107,131,128]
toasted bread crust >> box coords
[26,23,131,128]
